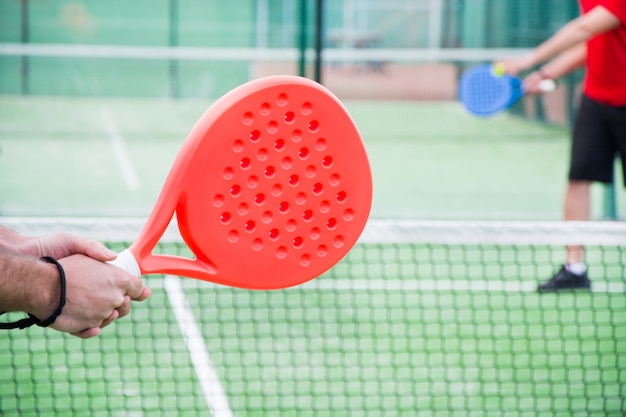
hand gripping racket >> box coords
[110,75,373,290]
[459,64,556,117]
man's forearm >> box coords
[0,248,59,319]
[541,43,587,79]
[528,6,620,68]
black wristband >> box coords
[0,256,67,330]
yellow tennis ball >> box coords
[493,63,506,76]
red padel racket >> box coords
[110,75,373,290]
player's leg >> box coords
[563,178,591,262]
[538,95,614,292]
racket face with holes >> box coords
[132,75,372,289]
[459,64,523,116]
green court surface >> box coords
[1,248,625,417]
[0,95,623,220]
[1,96,625,417]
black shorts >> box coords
[570,94,626,185]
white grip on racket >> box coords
[538,79,557,92]
[109,249,141,277]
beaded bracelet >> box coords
[0,256,67,330]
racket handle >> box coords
[109,249,141,277]
[538,79,556,92]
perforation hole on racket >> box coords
[458,64,556,117]
[110,75,373,290]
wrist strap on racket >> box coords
[0,256,67,330]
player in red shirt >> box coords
[497,0,626,291]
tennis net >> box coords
[1,217,625,417]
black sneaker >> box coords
[537,265,591,292]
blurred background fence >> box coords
[1,0,581,125]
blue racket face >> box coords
[458,64,522,117]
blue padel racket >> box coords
[459,64,556,117]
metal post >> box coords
[314,0,323,83]
[298,0,307,77]
[169,0,179,98]
[21,0,29,95]
[603,183,617,220]
[603,162,618,220]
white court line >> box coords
[164,275,234,417]
[100,107,139,191]
[149,277,625,294]
[301,279,626,293]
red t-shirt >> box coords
[580,0,626,106]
